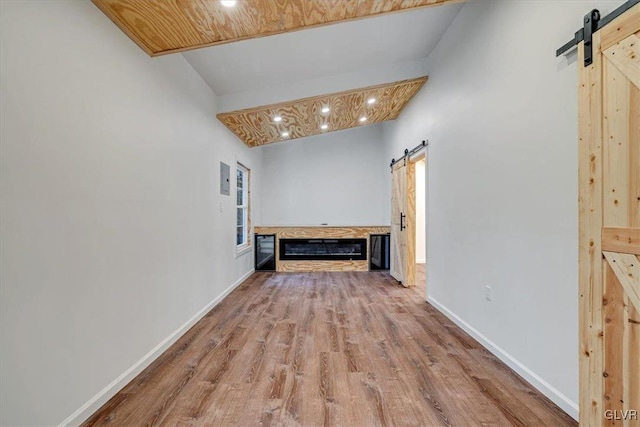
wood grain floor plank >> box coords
[83,271,576,427]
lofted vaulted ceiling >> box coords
[217,77,427,147]
[92,0,462,56]
[182,4,460,96]
[92,1,460,147]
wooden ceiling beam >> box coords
[92,0,464,56]
[217,77,428,147]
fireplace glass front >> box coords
[279,238,367,261]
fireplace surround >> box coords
[279,238,367,261]
[254,226,390,272]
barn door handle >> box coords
[400,213,406,231]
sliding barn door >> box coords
[390,161,407,284]
[390,161,415,287]
[578,4,640,426]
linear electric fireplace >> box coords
[279,238,367,261]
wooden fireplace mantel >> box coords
[254,226,390,272]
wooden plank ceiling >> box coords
[92,0,461,56]
[217,77,427,147]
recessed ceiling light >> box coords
[321,106,330,114]
[220,0,237,7]
[321,124,328,130]
[281,131,289,137]
[273,116,282,122]
[367,97,376,105]
[359,116,367,122]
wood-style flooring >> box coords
[83,271,576,427]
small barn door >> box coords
[390,160,416,287]
[578,3,640,426]
[390,161,407,284]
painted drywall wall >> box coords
[415,159,426,263]
[259,126,388,226]
[382,0,623,418]
[0,1,262,425]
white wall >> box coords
[260,125,387,226]
[383,0,622,419]
[415,159,426,263]
[0,1,262,425]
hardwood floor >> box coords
[83,272,576,427]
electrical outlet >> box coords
[485,285,492,302]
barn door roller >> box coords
[389,140,428,169]
[556,0,639,66]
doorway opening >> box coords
[414,157,427,296]
[390,146,427,291]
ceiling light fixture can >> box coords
[281,132,289,137]
[367,98,376,105]
[220,0,237,7]
[321,124,328,130]
[273,116,282,122]
[359,117,367,122]
[321,106,330,114]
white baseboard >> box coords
[416,258,426,264]
[58,269,255,427]
[426,296,579,421]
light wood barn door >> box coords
[391,161,407,284]
[391,161,416,287]
[579,4,640,426]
